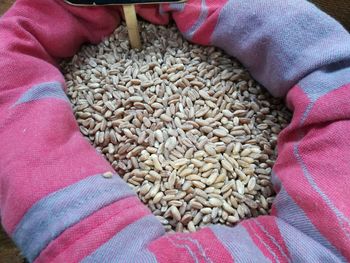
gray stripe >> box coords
[159,5,165,15]
[299,62,350,102]
[271,171,281,191]
[293,145,350,239]
[183,0,208,40]
[211,0,350,97]
[169,2,185,12]
[211,224,270,263]
[13,82,68,106]
[274,187,345,261]
[82,215,164,263]
[276,218,346,262]
[13,174,134,262]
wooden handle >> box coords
[122,4,141,49]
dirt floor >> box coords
[0,0,14,16]
[312,0,350,29]
[0,225,23,263]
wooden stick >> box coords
[122,4,141,49]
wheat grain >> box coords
[63,21,291,232]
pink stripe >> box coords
[295,86,350,209]
[300,84,350,126]
[191,228,234,262]
[255,217,291,262]
[244,218,290,263]
[0,0,119,94]
[1,102,112,233]
[148,236,195,263]
[274,84,350,258]
[170,1,202,34]
[149,228,233,263]
[36,197,149,263]
[278,87,311,141]
[192,0,228,45]
[274,144,350,258]
[149,238,195,263]
[167,235,204,262]
[242,221,277,262]
[298,121,350,217]
[149,235,197,263]
[135,5,170,25]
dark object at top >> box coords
[65,0,185,5]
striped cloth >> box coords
[0,0,350,262]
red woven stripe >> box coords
[149,227,233,263]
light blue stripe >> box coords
[211,224,270,263]
[276,218,345,262]
[211,0,350,97]
[169,2,185,12]
[271,171,281,192]
[183,0,208,40]
[299,102,314,126]
[299,62,350,102]
[293,145,350,240]
[159,5,166,15]
[82,215,164,263]
[274,187,345,261]
[13,174,134,262]
[13,82,68,106]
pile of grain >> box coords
[62,22,291,233]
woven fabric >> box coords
[0,0,349,262]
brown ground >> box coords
[0,0,14,16]
[0,3,23,263]
[0,226,23,263]
[313,0,350,29]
